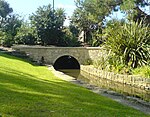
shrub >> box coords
[84,59,93,65]
[105,20,150,68]
[61,28,81,47]
[132,66,150,78]
[1,33,14,47]
[93,55,110,70]
[14,24,37,45]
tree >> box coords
[62,27,81,47]
[71,7,91,43]
[120,0,150,24]
[0,0,13,45]
[0,0,22,47]
[71,0,150,47]
[71,0,122,46]
[30,4,66,46]
[69,24,79,38]
[0,14,22,47]
[15,22,37,45]
[0,0,13,24]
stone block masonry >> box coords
[12,45,150,90]
[12,45,107,65]
[81,65,150,90]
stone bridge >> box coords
[12,45,106,69]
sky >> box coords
[5,0,125,25]
[5,0,150,26]
[6,0,76,25]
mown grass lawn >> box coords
[0,52,149,117]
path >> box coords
[48,65,150,115]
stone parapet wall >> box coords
[81,65,150,90]
[12,45,107,65]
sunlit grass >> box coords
[0,53,149,117]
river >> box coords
[60,69,150,102]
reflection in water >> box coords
[60,69,150,102]
[60,69,80,79]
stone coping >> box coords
[12,45,104,50]
[81,65,150,90]
[48,65,150,115]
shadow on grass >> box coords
[0,53,149,117]
[0,72,148,116]
[0,51,39,66]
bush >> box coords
[1,33,14,47]
[93,56,109,70]
[14,24,37,45]
[104,20,150,68]
[15,33,37,45]
[132,66,150,78]
[61,28,81,47]
[84,59,93,65]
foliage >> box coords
[30,4,81,47]
[84,58,93,65]
[120,0,150,23]
[14,23,37,45]
[0,0,14,47]
[93,57,108,70]
[90,28,104,47]
[0,30,5,45]
[70,5,92,43]
[30,4,66,46]
[107,53,133,74]
[0,0,13,19]
[1,14,22,47]
[69,24,79,38]
[104,20,150,68]
[132,65,150,78]
[92,51,132,74]
[0,53,148,116]
[0,0,22,47]
[62,27,81,47]
[73,0,121,28]
[71,0,119,45]
[71,0,150,47]
[0,32,13,47]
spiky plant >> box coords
[105,20,150,68]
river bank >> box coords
[48,65,150,115]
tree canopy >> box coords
[70,0,150,46]
[0,0,13,18]
[0,0,149,48]
[0,0,22,47]
[30,4,66,46]
[120,0,150,23]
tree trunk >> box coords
[133,6,150,25]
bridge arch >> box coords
[53,55,80,70]
[12,46,106,66]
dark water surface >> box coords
[60,69,150,102]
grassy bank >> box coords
[0,53,149,117]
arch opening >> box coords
[53,55,80,70]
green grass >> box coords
[0,53,149,117]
